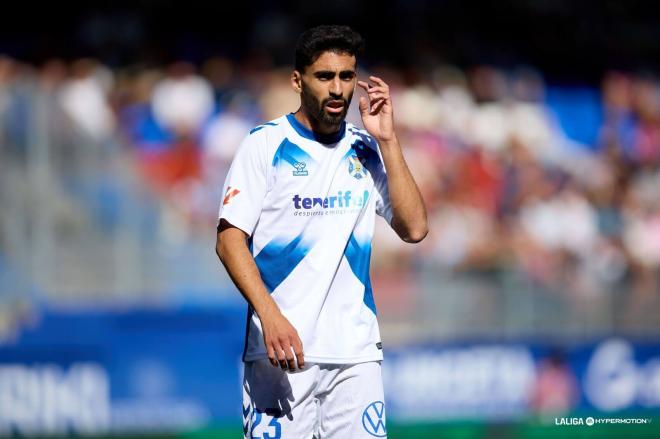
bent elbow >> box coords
[393,216,428,244]
[403,227,428,244]
[215,239,226,263]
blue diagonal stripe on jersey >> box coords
[345,139,380,174]
[272,138,315,168]
[249,121,278,134]
[344,233,377,315]
[254,233,311,292]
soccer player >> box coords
[215,25,427,438]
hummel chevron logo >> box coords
[293,161,308,176]
[223,187,240,205]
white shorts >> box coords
[242,360,387,439]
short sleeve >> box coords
[372,144,393,224]
[218,133,269,236]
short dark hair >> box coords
[294,25,365,73]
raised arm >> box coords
[216,220,305,370]
[357,76,428,243]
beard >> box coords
[301,81,353,129]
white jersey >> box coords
[219,113,392,364]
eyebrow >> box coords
[313,70,356,76]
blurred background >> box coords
[1,0,660,438]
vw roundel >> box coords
[362,401,386,437]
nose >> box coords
[329,77,341,97]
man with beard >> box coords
[216,25,427,438]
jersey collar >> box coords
[286,113,346,144]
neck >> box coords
[294,107,341,136]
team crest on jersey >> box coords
[348,154,368,179]
[293,161,308,176]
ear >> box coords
[291,70,302,94]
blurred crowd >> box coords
[1,55,660,313]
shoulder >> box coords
[248,116,286,136]
[240,116,288,152]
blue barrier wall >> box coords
[1,308,659,435]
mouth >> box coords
[325,100,345,114]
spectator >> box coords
[151,62,214,139]
[58,59,116,141]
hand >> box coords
[357,76,395,143]
[260,311,305,371]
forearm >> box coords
[379,136,428,243]
[216,225,304,370]
[216,229,281,319]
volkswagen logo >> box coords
[362,401,386,437]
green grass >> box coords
[30,417,659,439]
[179,417,659,439]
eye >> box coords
[340,72,355,81]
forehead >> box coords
[307,51,356,73]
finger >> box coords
[274,344,288,369]
[368,97,386,110]
[370,99,387,115]
[358,96,369,115]
[267,344,278,367]
[368,92,388,102]
[369,76,389,89]
[358,80,383,92]
[281,337,299,371]
[359,79,388,99]
[366,86,387,95]
[284,344,296,371]
[292,338,305,369]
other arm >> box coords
[358,76,428,243]
[216,222,305,371]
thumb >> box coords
[359,96,369,115]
